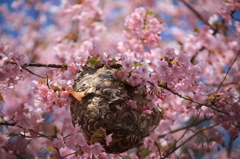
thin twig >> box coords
[180,0,207,24]
[190,47,205,64]
[19,133,32,138]
[117,154,125,159]
[46,73,50,88]
[0,121,53,141]
[27,128,53,141]
[2,146,25,159]
[231,15,240,21]
[151,82,229,116]
[16,125,53,141]
[158,145,163,159]
[216,50,240,92]
[158,116,212,138]
[62,152,76,158]
[22,67,46,78]
[231,11,240,22]
[161,124,218,159]
[204,81,239,87]
[180,0,219,35]
[162,116,202,158]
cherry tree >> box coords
[0,0,240,158]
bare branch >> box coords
[0,122,17,126]
[180,0,207,24]
[22,63,67,69]
[22,67,46,78]
[16,125,54,141]
[216,50,240,92]
[158,116,213,138]
[21,63,67,78]
[117,154,125,159]
[231,11,240,22]
[54,147,62,159]
[227,136,234,158]
[62,152,76,158]
[9,62,68,78]
[151,82,229,116]
[179,0,217,33]
[161,124,218,159]
[2,146,25,159]
[28,129,54,141]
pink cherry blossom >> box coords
[89,143,104,154]
[127,100,137,109]
[105,134,113,146]
[121,59,133,71]
[129,73,141,86]
[165,47,176,59]
[157,61,170,76]
[53,134,65,149]
[0,1,240,158]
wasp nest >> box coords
[70,66,162,153]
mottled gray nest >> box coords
[70,66,162,153]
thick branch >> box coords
[9,62,68,78]
[227,136,234,158]
[0,122,17,126]
[22,63,67,69]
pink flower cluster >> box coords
[0,43,26,86]
[118,7,163,54]
[114,57,150,87]
[52,0,106,64]
[152,48,201,94]
[1,0,240,158]
[212,87,240,139]
[127,100,137,109]
[217,0,240,24]
[52,124,88,151]
[34,83,71,110]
